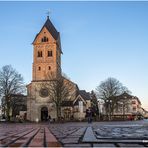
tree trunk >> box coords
[6,104,10,121]
[6,96,10,121]
[12,106,15,118]
[56,104,62,122]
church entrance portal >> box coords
[41,107,48,121]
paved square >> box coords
[0,120,148,147]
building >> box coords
[1,94,27,120]
[139,108,148,118]
[97,99,106,119]
[27,16,97,122]
[9,94,27,118]
[101,92,145,120]
[61,90,98,120]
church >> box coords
[26,16,98,122]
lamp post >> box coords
[98,101,101,121]
[110,100,112,120]
[106,99,112,121]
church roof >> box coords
[78,90,91,101]
[33,16,59,43]
[44,16,59,40]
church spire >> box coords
[46,10,51,20]
[32,13,59,44]
[43,17,59,40]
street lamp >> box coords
[106,99,112,121]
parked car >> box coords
[0,118,6,122]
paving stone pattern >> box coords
[0,123,61,147]
[49,124,88,147]
[49,122,148,147]
[0,121,148,147]
[94,125,148,139]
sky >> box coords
[0,1,148,110]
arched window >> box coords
[48,51,52,57]
[48,66,51,70]
[37,51,42,57]
[38,66,41,71]
[43,36,46,42]
[41,36,48,42]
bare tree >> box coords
[40,72,75,121]
[121,99,129,120]
[10,94,27,117]
[96,77,130,120]
[90,91,99,119]
[0,65,25,120]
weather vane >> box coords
[46,10,51,18]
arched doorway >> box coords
[41,107,48,121]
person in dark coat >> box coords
[86,108,92,123]
[48,115,51,123]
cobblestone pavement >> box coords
[49,121,148,147]
[0,120,148,147]
[0,123,61,147]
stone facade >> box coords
[27,17,97,122]
[27,81,57,121]
[27,17,63,121]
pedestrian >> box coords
[86,108,92,123]
[48,115,51,123]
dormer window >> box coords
[41,36,48,42]
[38,51,42,57]
[48,51,52,57]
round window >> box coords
[39,88,49,97]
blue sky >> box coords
[0,1,148,110]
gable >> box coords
[33,17,59,44]
[73,95,86,106]
[33,27,56,44]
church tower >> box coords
[32,16,62,81]
[27,16,63,121]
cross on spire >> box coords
[46,10,51,19]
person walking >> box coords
[48,115,51,123]
[86,108,92,123]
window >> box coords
[38,67,41,71]
[132,101,136,104]
[48,66,51,70]
[38,51,42,57]
[126,106,130,113]
[39,88,49,97]
[133,107,136,111]
[48,51,52,57]
[41,36,48,42]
